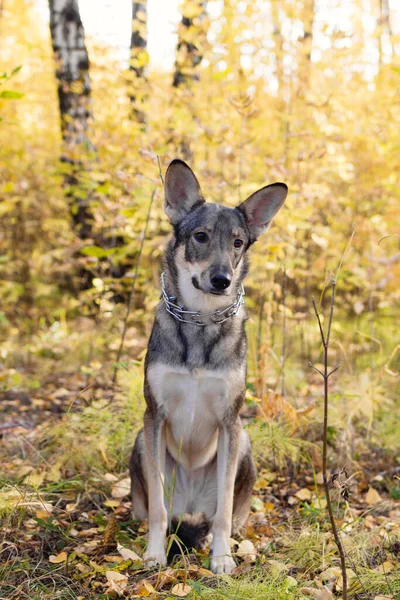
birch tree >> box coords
[271,0,284,95]
[48,0,93,239]
[298,0,316,91]
[173,0,209,88]
[378,0,393,68]
[129,0,148,121]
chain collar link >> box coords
[160,272,245,327]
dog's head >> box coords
[164,159,287,302]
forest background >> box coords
[0,0,399,598]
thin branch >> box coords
[157,154,164,185]
[281,266,287,396]
[310,282,347,600]
[312,296,326,346]
[327,364,340,378]
[309,362,324,378]
[113,188,156,385]
[335,228,355,280]
[325,278,336,346]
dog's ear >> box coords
[238,183,288,242]
[164,159,205,224]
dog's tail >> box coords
[167,512,211,559]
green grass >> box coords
[246,419,313,471]
[41,368,144,477]
[190,570,303,600]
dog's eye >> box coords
[194,232,209,243]
[234,239,243,249]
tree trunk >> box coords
[130,0,148,121]
[298,0,316,91]
[271,0,284,95]
[173,0,209,88]
[48,0,94,240]
[378,0,393,68]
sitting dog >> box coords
[130,159,288,573]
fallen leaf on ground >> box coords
[117,542,142,562]
[295,488,312,501]
[365,487,383,505]
[319,567,341,582]
[236,539,256,562]
[135,580,157,596]
[104,473,119,482]
[302,586,334,599]
[49,551,67,563]
[171,583,192,597]
[111,477,131,499]
[104,499,121,508]
[105,571,128,596]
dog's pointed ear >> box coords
[164,159,205,224]
[238,182,288,242]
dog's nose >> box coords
[210,272,232,290]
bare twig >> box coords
[281,266,287,396]
[157,154,164,185]
[310,280,347,600]
[112,189,156,385]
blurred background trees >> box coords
[0,0,399,416]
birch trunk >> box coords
[173,0,209,88]
[48,0,95,254]
[130,0,148,121]
[378,0,393,68]
[271,0,284,95]
[298,0,316,91]
[48,0,93,152]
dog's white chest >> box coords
[147,364,244,470]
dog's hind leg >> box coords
[129,429,148,520]
[232,430,257,533]
[143,410,168,567]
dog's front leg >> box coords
[143,409,168,567]
[211,419,241,574]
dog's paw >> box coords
[144,551,167,568]
[210,554,236,575]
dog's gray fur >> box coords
[130,159,288,573]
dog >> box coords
[130,159,288,574]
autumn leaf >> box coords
[117,542,142,562]
[171,583,192,597]
[49,551,67,564]
[111,477,131,499]
[365,487,383,505]
[105,571,128,596]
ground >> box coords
[0,356,399,600]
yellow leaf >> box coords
[136,580,157,596]
[365,487,382,505]
[25,471,45,487]
[104,499,121,508]
[49,551,67,563]
[171,583,192,597]
[105,571,128,596]
[295,488,312,501]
